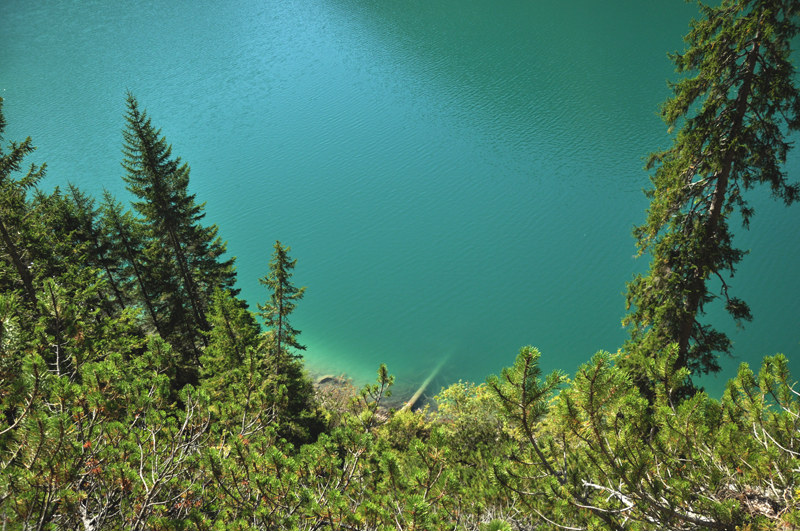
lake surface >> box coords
[2,0,798,398]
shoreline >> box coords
[310,370,439,412]
[306,355,450,412]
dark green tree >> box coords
[121,92,237,366]
[63,184,129,315]
[258,240,306,370]
[26,185,130,321]
[623,0,800,393]
[0,97,45,307]
[256,241,322,443]
[99,190,165,338]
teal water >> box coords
[1,0,798,397]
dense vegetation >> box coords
[1,0,799,529]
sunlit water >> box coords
[2,0,798,399]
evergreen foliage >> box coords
[255,241,316,442]
[122,92,236,368]
[200,288,280,436]
[61,184,129,316]
[256,243,323,444]
[488,346,800,530]
[98,190,165,337]
[0,97,45,307]
[623,0,800,394]
[258,240,306,364]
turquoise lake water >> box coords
[2,0,798,398]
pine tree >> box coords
[256,242,321,443]
[200,288,277,434]
[0,97,45,306]
[121,92,236,365]
[622,0,800,393]
[258,240,306,370]
[99,190,165,337]
[489,345,800,530]
[63,184,128,315]
[27,185,130,320]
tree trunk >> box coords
[113,218,163,337]
[676,34,761,366]
[166,227,209,345]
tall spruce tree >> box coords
[0,98,45,307]
[622,0,800,394]
[258,241,306,372]
[64,185,128,315]
[121,93,236,365]
[99,190,165,336]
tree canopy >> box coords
[622,0,800,395]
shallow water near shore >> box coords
[2,0,799,397]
